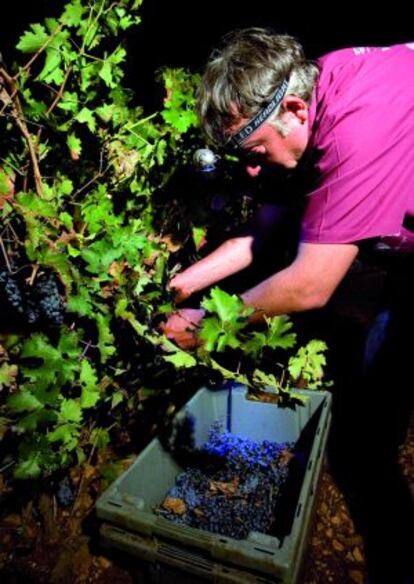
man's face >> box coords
[227,97,310,177]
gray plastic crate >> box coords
[96,384,332,583]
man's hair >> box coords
[197,27,319,146]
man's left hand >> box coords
[161,308,205,349]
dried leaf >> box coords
[279,448,295,466]
[192,507,204,518]
[161,497,187,515]
[208,477,239,496]
[160,234,181,253]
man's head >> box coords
[197,28,319,175]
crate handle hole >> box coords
[254,547,276,556]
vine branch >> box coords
[0,67,43,197]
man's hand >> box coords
[161,308,205,349]
[169,273,193,304]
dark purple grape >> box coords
[56,476,74,507]
[0,271,25,314]
[155,423,295,539]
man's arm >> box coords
[163,242,358,349]
[170,203,295,302]
[170,235,254,302]
[241,242,359,319]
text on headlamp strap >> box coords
[229,78,290,149]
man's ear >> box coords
[280,96,308,124]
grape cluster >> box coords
[56,476,75,507]
[0,271,25,314]
[28,273,65,327]
[0,270,64,327]
[156,423,294,540]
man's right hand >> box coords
[169,273,193,304]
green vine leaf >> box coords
[67,133,82,158]
[8,390,43,413]
[76,107,96,132]
[79,359,101,408]
[199,287,253,352]
[14,455,42,479]
[16,23,49,53]
[252,369,281,393]
[0,363,18,390]
[95,313,116,363]
[60,399,83,423]
[163,351,197,369]
[48,423,80,448]
[288,340,328,389]
[60,0,86,28]
[201,287,247,323]
[265,316,297,350]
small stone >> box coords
[96,556,112,570]
[343,535,364,547]
[83,464,95,480]
[4,514,21,526]
[349,569,364,584]
[352,547,364,563]
[332,539,345,552]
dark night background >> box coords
[3,0,413,113]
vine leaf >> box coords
[201,287,244,323]
[48,423,80,449]
[67,133,82,159]
[14,455,41,479]
[199,287,253,352]
[16,24,49,53]
[95,313,116,363]
[60,0,86,28]
[80,359,101,408]
[60,399,83,423]
[163,351,197,369]
[0,363,18,390]
[265,316,296,350]
[288,340,328,389]
[8,389,43,413]
[252,369,281,393]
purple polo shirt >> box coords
[301,43,414,247]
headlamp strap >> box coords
[229,78,289,150]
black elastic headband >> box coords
[228,78,289,150]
